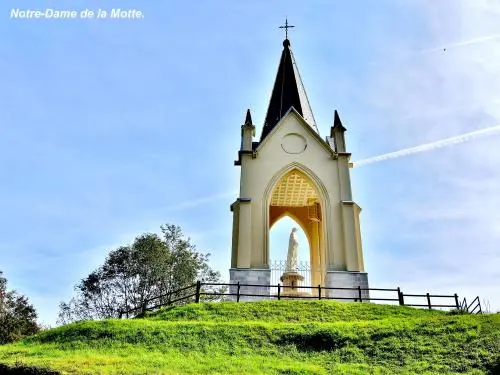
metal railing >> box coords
[460,296,483,314]
[121,281,482,317]
[270,260,325,286]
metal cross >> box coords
[279,18,295,39]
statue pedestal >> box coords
[280,271,307,297]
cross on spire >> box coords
[279,18,295,40]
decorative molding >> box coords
[234,150,255,166]
[280,133,307,154]
[263,161,332,267]
[337,152,352,161]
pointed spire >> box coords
[332,110,346,133]
[244,109,253,125]
[260,36,318,141]
[331,110,347,153]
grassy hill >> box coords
[0,300,499,374]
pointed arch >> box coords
[269,211,312,252]
[262,162,331,267]
[263,162,331,206]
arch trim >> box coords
[262,162,331,267]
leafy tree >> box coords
[58,224,226,324]
[0,271,40,344]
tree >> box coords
[58,224,226,324]
[0,271,40,344]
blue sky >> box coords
[1,0,499,325]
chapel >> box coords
[230,29,368,300]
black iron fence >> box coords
[121,281,482,317]
[460,296,483,314]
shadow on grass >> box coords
[276,330,348,351]
[0,364,60,374]
[486,357,500,375]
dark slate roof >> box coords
[332,110,346,132]
[244,108,253,125]
[260,39,318,141]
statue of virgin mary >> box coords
[286,227,299,271]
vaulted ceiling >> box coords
[270,170,319,207]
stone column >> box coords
[309,220,321,287]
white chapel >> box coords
[229,33,369,300]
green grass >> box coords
[0,301,499,374]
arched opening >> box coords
[266,167,326,287]
[269,215,310,284]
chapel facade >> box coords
[229,36,369,300]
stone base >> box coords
[229,268,271,301]
[324,271,370,301]
[280,271,305,297]
[280,291,311,298]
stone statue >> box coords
[280,227,305,295]
[286,227,299,271]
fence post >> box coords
[358,286,362,302]
[454,294,459,309]
[398,288,405,306]
[236,282,241,303]
[195,280,201,303]
[318,285,322,300]
[277,283,281,300]
[426,293,432,309]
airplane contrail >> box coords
[352,124,500,167]
[421,34,500,53]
